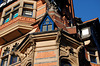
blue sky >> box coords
[73,0,100,22]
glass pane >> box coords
[23,9,33,17]
[89,51,95,55]
[12,10,18,19]
[24,3,33,8]
[43,25,47,31]
[10,55,17,64]
[13,13,18,18]
[90,56,97,63]
[1,57,8,66]
[46,21,49,24]
[48,24,52,31]
[45,18,49,21]
[5,18,9,23]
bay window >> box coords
[1,1,36,25]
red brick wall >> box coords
[34,50,57,66]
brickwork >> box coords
[34,62,57,66]
[36,51,56,59]
[0,16,35,30]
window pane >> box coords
[23,9,33,17]
[12,10,18,19]
[90,56,97,63]
[45,18,49,22]
[24,3,33,8]
[46,21,49,24]
[10,55,17,64]
[1,57,8,66]
[3,15,10,24]
[48,24,52,31]
[89,51,95,55]
[43,25,47,31]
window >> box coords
[10,55,18,64]
[22,9,33,17]
[40,16,54,32]
[89,51,97,63]
[1,57,8,66]
[82,28,89,36]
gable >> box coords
[40,14,54,32]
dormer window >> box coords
[40,16,54,32]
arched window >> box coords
[40,16,54,32]
[3,47,10,56]
[12,43,18,51]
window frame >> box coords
[87,50,100,64]
[89,51,97,64]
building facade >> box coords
[0,0,100,66]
